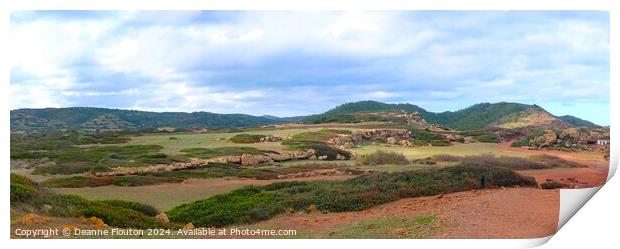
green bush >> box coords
[291,129,351,142]
[97,200,159,216]
[430,140,451,146]
[472,134,500,143]
[10,174,42,203]
[41,176,112,188]
[111,175,183,186]
[10,173,167,229]
[181,147,275,159]
[167,164,536,227]
[24,144,167,175]
[431,154,587,170]
[229,134,267,143]
[541,181,567,189]
[358,150,409,165]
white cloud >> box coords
[9,11,609,124]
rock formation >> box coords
[328,129,413,148]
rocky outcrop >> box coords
[526,127,609,151]
[328,129,413,148]
[94,149,318,177]
[94,159,209,177]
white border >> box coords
[2,1,616,248]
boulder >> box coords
[386,137,399,145]
[156,213,170,224]
[399,140,412,147]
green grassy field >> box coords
[126,128,329,154]
[352,143,527,160]
[55,176,353,211]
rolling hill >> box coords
[302,101,594,130]
[558,115,598,127]
[11,101,599,133]
[10,107,282,133]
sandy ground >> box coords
[497,142,608,187]
[224,187,559,239]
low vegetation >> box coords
[410,130,449,146]
[42,163,361,188]
[180,147,276,159]
[540,181,568,189]
[41,176,112,188]
[167,164,536,227]
[229,134,267,144]
[510,129,545,147]
[472,134,500,143]
[28,145,188,175]
[11,173,168,229]
[358,150,409,165]
[328,215,439,238]
[291,129,352,141]
[431,154,587,170]
[281,129,353,160]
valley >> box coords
[10,101,610,239]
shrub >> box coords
[472,134,500,143]
[413,157,436,165]
[181,147,276,159]
[111,175,183,186]
[358,150,409,165]
[97,200,159,216]
[10,173,167,229]
[541,181,568,189]
[411,130,444,142]
[431,154,587,170]
[167,164,536,227]
[41,176,112,188]
[430,140,451,146]
[229,134,267,143]
[10,173,42,203]
[291,129,351,142]
[25,144,166,175]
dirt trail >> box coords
[498,142,608,187]
[232,187,558,239]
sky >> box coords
[10,11,610,125]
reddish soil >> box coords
[231,187,559,239]
[498,142,608,188]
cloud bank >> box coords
[10,11,610,125]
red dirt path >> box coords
[230,187,558,239]
[497,142,608,187]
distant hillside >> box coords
[325,101,430,115]
[12,101,596,133]
[11,107,283,133]
[558,115,598,127]
[303,101,575,130]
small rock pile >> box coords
[258,135,283,142]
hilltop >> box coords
[10,101,599,133]
[10,107,282,133]
[303,101,595,130]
